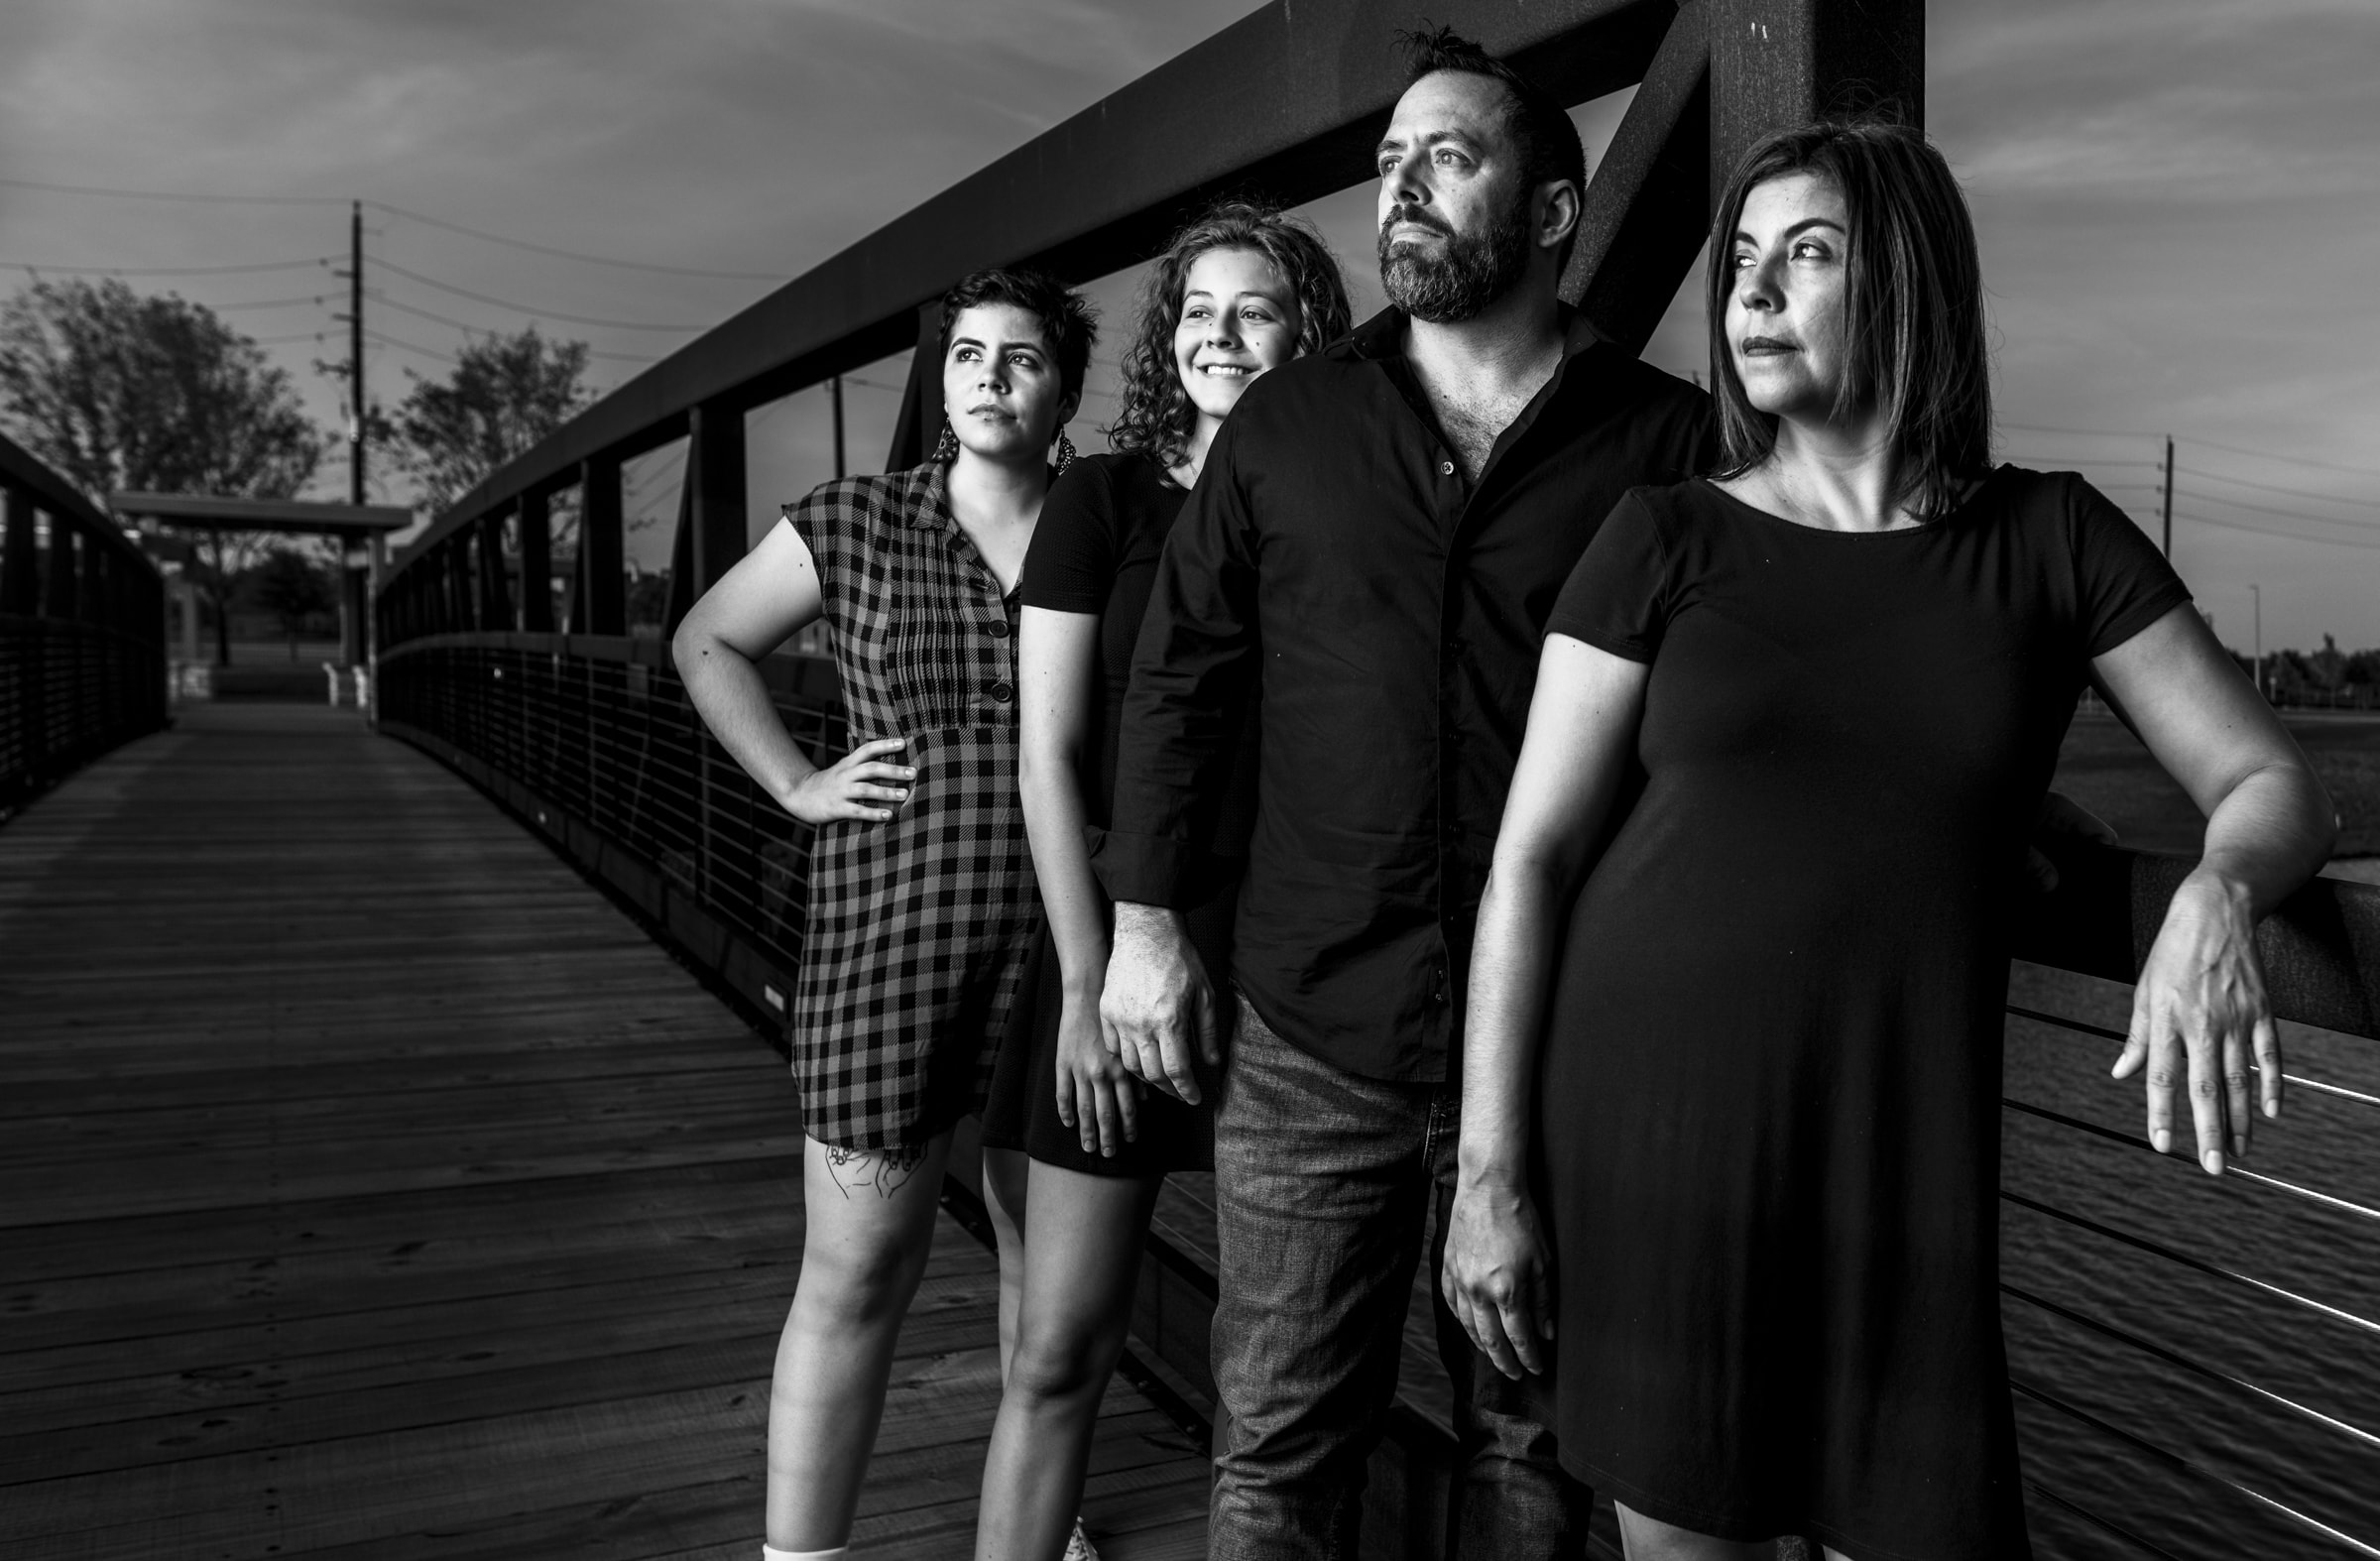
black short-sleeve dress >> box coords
[979,450,1249,1175]
[784,462,1041,1152]
[1533,468,2190,1560]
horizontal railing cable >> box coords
[2000,1098,2380,1225]
[2021,1479,2189,1561]
[2010,1379,2380,1557]
[2002,1281,2380,1452]
[2008,1004,2380,1113]
[2001,1189,2380,1339]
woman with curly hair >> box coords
[674,266,1095,1561]
[973,201,1351,1561]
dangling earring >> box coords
[1052,428,1078,474]
[932,420,960,464]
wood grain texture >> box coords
[0,702,1208,1558]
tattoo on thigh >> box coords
[823,1141,929,1199]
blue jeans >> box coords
[1209,994,1594,1560]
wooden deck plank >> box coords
[0,704,1209,1559]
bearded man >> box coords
[1091,28,1716,1560]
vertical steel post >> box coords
[478,510,511,630]
[884,302,945,473]
[1709,0,1925,190]
[46,517,78,621]
[578,455,626,636]
[1,486,36,616]
[519,489,553,633]
[350,200,367,507]
[831,374,847,479]
[2160,436,2175,562]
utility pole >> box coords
[347,199,364,507]
[2160,435,2174,561]
[830,374,846,479]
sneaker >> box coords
[1062,1517,1100,1561]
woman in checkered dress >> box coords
[673,268,1095,1561]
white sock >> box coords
[763,1547,847,1561]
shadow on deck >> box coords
[0,703,1207,1560]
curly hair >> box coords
[938,266,1098,402]
[1107,201,1352,470]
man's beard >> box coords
[1377,196,1533,323]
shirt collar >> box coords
[899,458,954,529]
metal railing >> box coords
[369,1,2380,1553]
[0,431,168,816]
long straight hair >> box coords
[1706,121,1991,519]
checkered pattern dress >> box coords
[784,461,1040,1150]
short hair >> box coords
[1397,25,1588,269]
[1108,200,1354,469]
[1706,120,1991,519]
[938,267,1098,401]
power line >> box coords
[362,288,661,365]
[2186,434,2380,483]
[2174,487,2380,532]
[209,294,334,312]
[0,176,781,282]
[0,176,341,207]
[362,326,457,365]
[1999,420,2158,441]
[2175,510,2380,552]
[367,201,779,282]
[0,255,333,277]
[369,255,705,332]
[2178,465,2378,510]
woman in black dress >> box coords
[673,268,1094,1561]
[973,202,1350,1561]
[1442,123,2335,1560]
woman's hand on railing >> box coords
[1442,1172,1556,1380]
[2115,868,2281,1174]
[779,736,914,825]
[1055,985,1138,1156]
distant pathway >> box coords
[0,703,1205,1560]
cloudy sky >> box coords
[0,0,2373,649]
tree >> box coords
[0,278,326,664]
[388,326,593,516]
[245,546,336,662]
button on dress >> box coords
[784,461,1039,1151]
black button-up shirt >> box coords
[1092,307,1716,1082]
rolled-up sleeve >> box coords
[1090,417,1261,907]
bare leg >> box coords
[766,1131,957,1550]
[973,1161,1162,1561]
[982,1143,1031,1381]
[1615,1504,1777,1561]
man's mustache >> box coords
[1381,202,1454,240]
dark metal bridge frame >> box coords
[0,431,167,816]
[359,3,2380,1555]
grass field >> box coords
[2052,711,2380,860]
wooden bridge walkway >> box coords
[0,702,1208,1560]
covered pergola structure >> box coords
[109,492,414,677]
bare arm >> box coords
[1019,605,1142,1153]
[1445,635,1650,1378]
[671,517,914,825]
[2093,604,2336,1171]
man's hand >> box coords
[2026,789,2119,894]
[1100,902,1219,1104]
[1442,1172,1556,1380]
